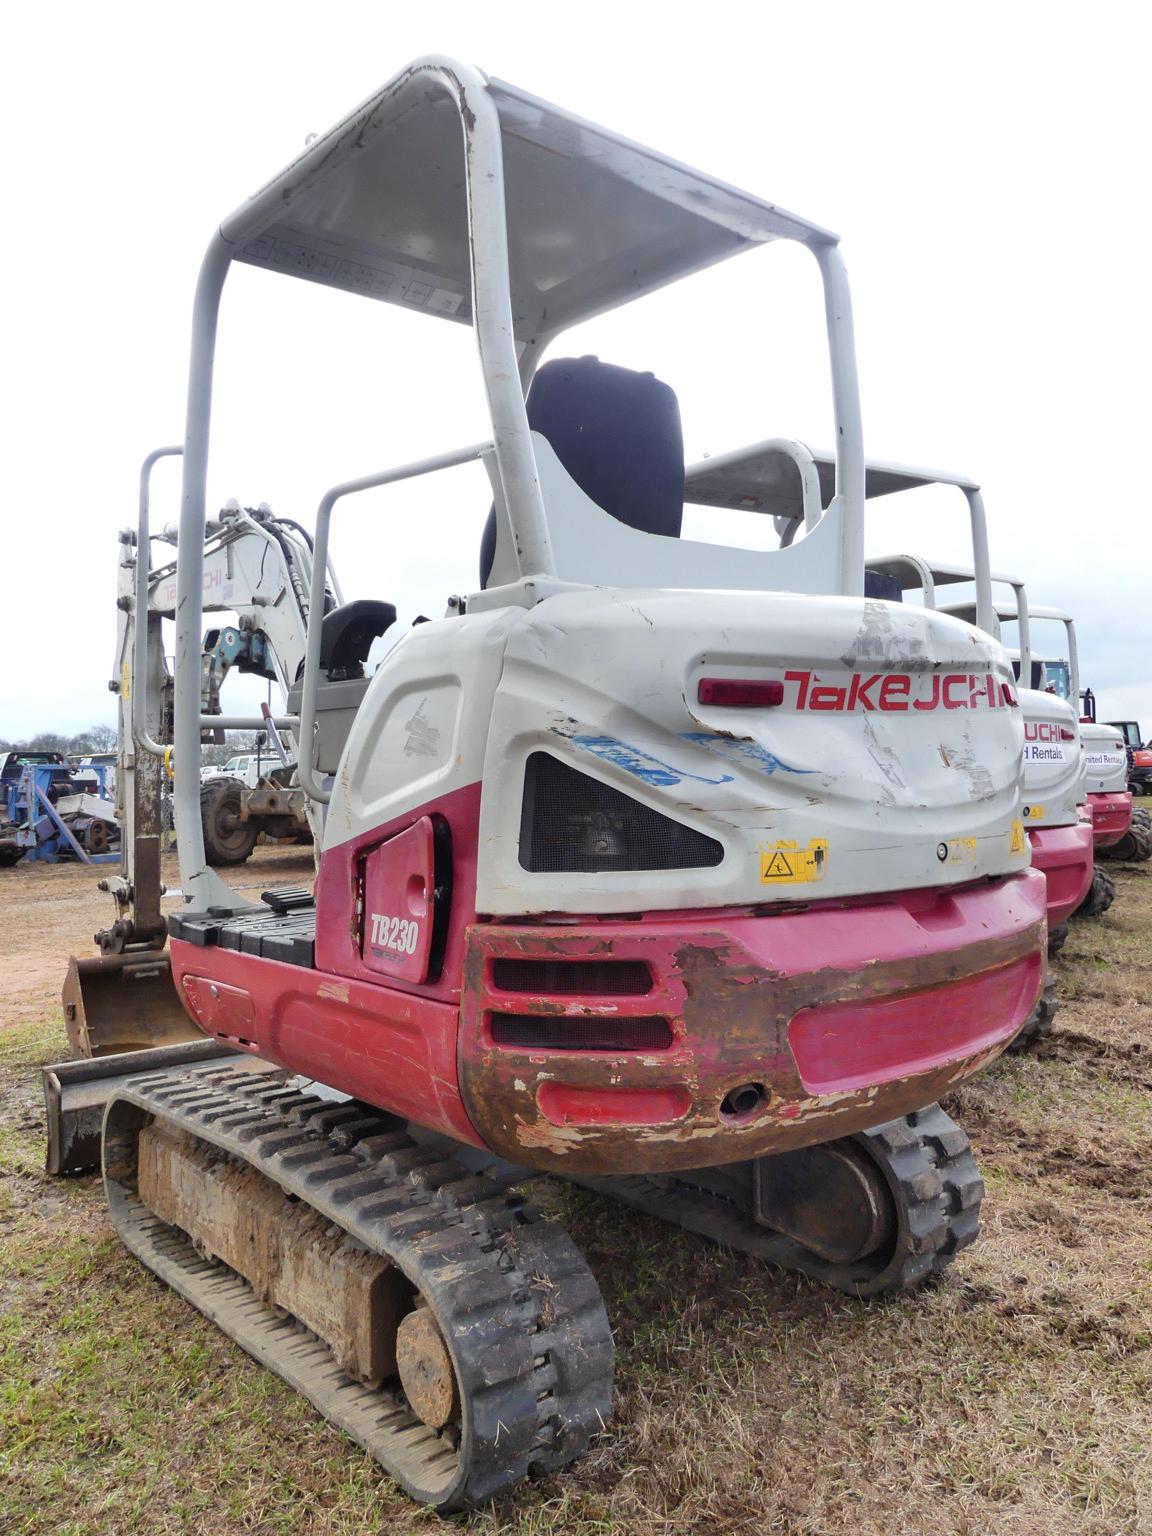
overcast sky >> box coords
[4,2,1149,739]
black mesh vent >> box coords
[492,958,652,996]
[489,1013,674,1051]
[519,753,724,873]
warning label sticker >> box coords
[759,838,828,884]
[1009,820,1028,855]
[946,837,978,865]
[1022,804,1045,822]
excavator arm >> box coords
[54,460,351,1132]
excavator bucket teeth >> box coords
[62,952,200,1059]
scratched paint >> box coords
[568,734,734,787]
[679,732,816,777]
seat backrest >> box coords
[317,599,397,681]
[863,568,904,602]
[480,356,684,587]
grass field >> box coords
[1,854,1150,1535]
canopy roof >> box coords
[683,444,977,520]
[939,598,1025,626]
[867,557,1020,590]
[1027,603,1073,624]
[222,60,835,342]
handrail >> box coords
[133,445,183,759]
[296,441,492,804]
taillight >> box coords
[697,678,784,707]
[1060,728,1076,741]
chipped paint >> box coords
[457,887,1045,1177]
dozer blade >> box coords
[62,952,200,1059]
[41,1039,244,1175]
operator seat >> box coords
[479,356,684,587]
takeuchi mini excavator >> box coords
[76,60,1047,1509]
[1021,609,1152,865]
[923,587,1099,943]
[683,452,1084,1045]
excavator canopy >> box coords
[684,445,978,520]
[226,63,836,342]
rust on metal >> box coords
[62,951,201,1059]
[458,917,1043,1177]
[138,1119,409,1385]
[396,1303,460,1429]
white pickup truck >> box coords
[201,754,263,788]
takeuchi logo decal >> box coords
[783,671,1018,713]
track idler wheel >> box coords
[754,1106,984,1296]
[1076,863,1117,918]
[396,1302,461,1431]
[579,1104,984,1300]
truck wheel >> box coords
[200,778,259,866]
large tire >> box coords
[1076,863,1116,919]
[1047,922,1069,957]
[1131,805,1151,828]
[200,777,259,866]
[1100,820,1152,863]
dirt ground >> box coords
[1,848,1150,1536]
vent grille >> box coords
[491,958,652,996]
[489,1013,674,1052]
[519,753,724,873]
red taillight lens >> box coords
[697,678,784,707]
[1060,728,1077,741]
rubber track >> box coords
[1077,864,1116,918]
[575,1103,983,1299]
[1007,976,1058,1052]
[1100,819,1152,863]
[103,1066,613,1510]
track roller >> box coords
[102,1066,613,1510]
[578,1103,983,1299]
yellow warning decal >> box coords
[1022,803,1045,822]
[759,838,828,884]
[1009,820,1027,855]
[946,837,978,865]
[121,660,131,701]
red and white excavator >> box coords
[683,453,1091,1045]
[47,60,1046,1509]
[1019,606,1152,865]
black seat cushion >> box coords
[480,356,684,587]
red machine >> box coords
[73,61,1046,1509]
